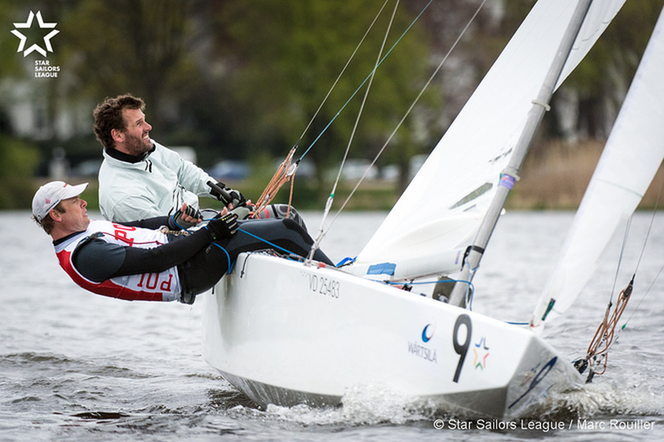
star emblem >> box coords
[473,336,490,370]
[11,11,59,57]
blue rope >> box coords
[237,228,306,261]
[170,214,192,234]
[203,225,234,273]
[210,241,234,274]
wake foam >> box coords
[247,380,663,427]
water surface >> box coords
[1,211,662,441]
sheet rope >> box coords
[576,172,664,382]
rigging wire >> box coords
[294,0,392,149]
[254,0,486,259]
[577,172,664,382]
[308,0,400,260]
[608,216,632,304]
[621,173,664,326]
[298,0,436,161]
[314,0,488,242]
[632,175,664,272]
[575,220,633,382]
[252,0,436,218]
[248,0,391,214]
[626,259,664,325]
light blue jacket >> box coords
[99,140,213,222]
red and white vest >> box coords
[54,220,181,302]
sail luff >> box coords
[447,0,594,307]
[352,0,626,284]
[530,4,664,330]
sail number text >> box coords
[307,274,340,299]
[452,314,472,383]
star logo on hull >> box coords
[473,336,490,370]
[11,11,59,57]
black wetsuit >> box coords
[57,217,333,304]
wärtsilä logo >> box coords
[421,323,435,343]
[407,323,437,363]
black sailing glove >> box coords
[206,213,239,240]
[168,205,202,230]
[208,181,247,208]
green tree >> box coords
[217,0,438,197]
[0,136,40,209]
[563,0,664,139]
[59,0,205,134]
[0,1,25,83]
[499,0,664,141]
[0,2,44,209]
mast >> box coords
[448,0,594,307]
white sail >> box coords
[531,6,664,329]
[203,0,637,418]
[352,0,626,280]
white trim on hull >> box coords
[202,252,582,419]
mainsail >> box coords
[531,5,664,329]
[352,0,626,280]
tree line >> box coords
[1,0,662,209]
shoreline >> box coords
[25,140,664,212]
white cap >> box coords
[32,181,88,222]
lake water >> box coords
[1,210,663,441]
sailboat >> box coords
[202,0,664,419]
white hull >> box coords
[203,253,582,418]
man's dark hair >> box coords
[93,94,145,149]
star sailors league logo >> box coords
[11,11,59,57]
[11,11,62,78]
